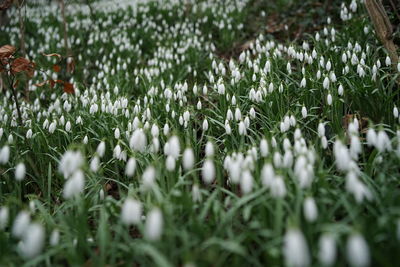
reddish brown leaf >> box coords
[11,57,35,77]
[49,79,56,88]
[53,64,61,73]
[63,82,74,94]
[0,45,16,58]
[49,79,64,89]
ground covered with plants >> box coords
[0,0,400,266]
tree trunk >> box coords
[365,0,399,69]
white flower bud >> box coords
[15,162,26,181]
[283,229,310,267]
[145,208,163,241]
[319,234,336,266]
[303,197,318,222]
[182,148,195,170]
[202,159,215,184]
[346,233,370,267]
[18,223,45,259]
[121,198,142,225]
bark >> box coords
[365,0,399,69]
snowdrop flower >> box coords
[271,176,286,198]
[114,128,121,139]
[303,197,318,222]
[318,123,325,137]
[113,144,122,159]
[283,150,293,168]
[333,140,351,172]
[130,129,147,152]
[238,121,247,135]
[283,228,310,267]
[202,159,215,184]
[99,188,105,200]
[205,141,214,157]
[273,152,282,168]
[0,145,10,164]
[366,129,376,147]
[151,124,159,137]
[192,184,202,202]
[319,234,336,266]
[394,106,399,118]
[63,170,85,199]
[59,151,84,178]
[350,135,362,160]
[300,77,306,88]
[166,135,180,159]
[385,56,391,66]
[12,211,30,237]
[65,121,71,132]
[49,121,57,133]
[235,108,242,121]
[202,119,209,131]
[18,223,45,259]
[0,206,9,230]
[338,84,344,96]
[15,162,26,181]
[375,130,391,153]
[225,123,232,135]
[346,233,370,267]
[301,106,307,118]
[261,163,275,188]
[50,229,60,246]
[125,157,137,177]
[346,171,372,203]
[142,165,156,190]
[321,136,328,149]
[83,135,88,144]
[29,201,36,213]
[323,76,330,89]
[240,170,253,194]
[26,129,33,139]
[163,123,170,136]
[96,141,106,157]
[90,156,100,172]
[76,116,83,125]
[260,139,269,157]
[145,208,163,241]
[121,198,142,225]
[182,148,195,170]
[327,93,332,105]
[165,155,176,171]
[249,107,256,119]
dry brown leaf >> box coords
[11,57,35,77]
[0,45,16,58]
[63,82,74,94]
[53,64,61,73]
